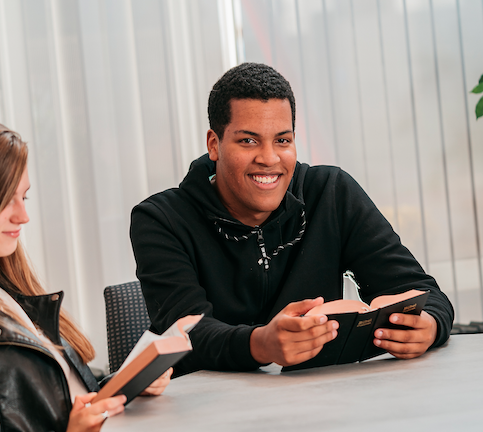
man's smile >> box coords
[249,174,281,185]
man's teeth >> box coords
[252,175,279,184]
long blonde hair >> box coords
[0,124,95,363]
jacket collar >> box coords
[0,287,100,392]
[1,285,64,345]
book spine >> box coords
[337,309,379,364]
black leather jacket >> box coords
[0,287,99,432]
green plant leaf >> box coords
[471,83,483,94]
[476,96,483,120]
[479,74,483,84]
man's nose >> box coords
[255,143,280,166]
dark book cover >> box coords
[359,291,429,361]
[110,350,189,404]
[282,290,429,372]
[337,309,380,364]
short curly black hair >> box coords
[208,63,296,140]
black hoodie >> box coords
[130,154,453,375]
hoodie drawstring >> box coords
[213,209,306,271]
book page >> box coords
[306,299,370,315]
[369,289,426,310]
[118,314,203,372]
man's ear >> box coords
[207,129,220,162]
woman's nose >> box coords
[11,201,29,224]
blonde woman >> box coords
[0,124,172,432]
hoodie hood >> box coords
[178,154,308,270]
[179,153,308,230]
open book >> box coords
[93,314,203,404]
[282,290,429,372]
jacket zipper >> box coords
[256,228,271,311]
[256,228,270,271]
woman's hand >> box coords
[66,367,172,431]
[140,367,173,396]
[66,392,127,432]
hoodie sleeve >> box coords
[130,198,263,375]
[334,169,454,348]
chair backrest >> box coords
[104,280,151,373]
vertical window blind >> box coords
[236,0,483,324]
[0,0,481,369]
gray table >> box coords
[104,334,482,431]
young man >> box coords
[130,63,453,375]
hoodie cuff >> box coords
[229,324,270,371]
[424,306,452,348]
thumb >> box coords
[71,393,97,413]
[284,297,324,317]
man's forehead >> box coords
[232,129,293,137]
[228,98,293,121]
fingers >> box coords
[67,394,127,432]
[387,312,424,329]
[281,313,329,333]
[88,395,127,419]
[276,325,338,366]
[281,297,332,333]
[92,395,127,425]
[283,297,324,318]
[290,324,338,355]
[374,340,425,359]
[98,394,127,411]
[374,311,437,359]
[250,317,339,366]
[163,367,173,380]
[250,298,344,366]
[140,367,173,396]
[280,317,338,342]
[71,393,97,414]
[95,394,127,418]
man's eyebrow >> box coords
[275,130,293,137]
[233,130,259,136]
[233,129,293,137]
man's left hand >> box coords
[373,311,437,359]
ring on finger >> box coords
[101,410,109,421]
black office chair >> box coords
[104,281,151,373]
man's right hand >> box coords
[249,297,339,366]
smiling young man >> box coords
[206,98,296,227]
[130,63,453,375]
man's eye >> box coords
[277,138,290,144]
[240,138,256,144]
